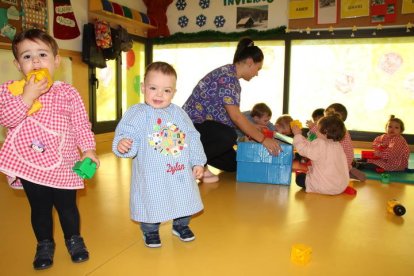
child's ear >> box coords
[13,59,21,72]
[54,54,61,68]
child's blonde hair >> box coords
[275,114,293,127]
[387,115,405,133]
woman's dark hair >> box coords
[12,29,59,58]
[387,115,405,133]
[233,37,264,64]
[251,103,272,118]
[318,113,346,142]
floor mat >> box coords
[361,169,414,184]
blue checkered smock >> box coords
[112,103,206,223]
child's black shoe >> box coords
[65,235,89,263]
[33,239,55,270]
[172,225,195,242]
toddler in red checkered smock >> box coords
[354,115,410,172]
[0,29,99,270]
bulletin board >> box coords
[0,0,48,44]
[288,0,413,29]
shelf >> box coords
[88,10,156,37]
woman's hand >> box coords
[262,138,281,155]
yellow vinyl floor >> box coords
[1,151,414,276]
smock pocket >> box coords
[10,117,64,170]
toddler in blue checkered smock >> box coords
[112,62,206,248]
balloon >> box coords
[127,50,135,69]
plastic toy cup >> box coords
[291,243,312,265]
[381,173,390,184]
[72,158,97,179]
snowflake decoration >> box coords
[214,15,225,28]
[178,16,189,28]
[176,0,187,11]
[199,0,210,9]
[196,14,207,27]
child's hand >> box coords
[192,165,204,179]
[82,150,100,168]
[291,125,302,135]
[306,120,315,129]
[117,138,133,153]
[21,75,50,106]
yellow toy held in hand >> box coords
[8,68,53,115]
[290,120,303,129]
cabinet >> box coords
[88,0,156,37]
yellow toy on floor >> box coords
[8,68,53,115]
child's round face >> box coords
[253,114,271,127]
[387,121,402,136]
[142,70,176,109]
[13,39,60,77]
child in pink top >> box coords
[355,115,409,171]
[292,114,349,195]
[308,103,366,181]
[0,29,99,270]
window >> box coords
[91,40,146,134]
[289,37,414,137]
[152,41,285,116]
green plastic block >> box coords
[72,158,97,179]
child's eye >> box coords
[22,54,31,60]
[164,89,172,94]
[40,53,48,58]
[149,86,157,91]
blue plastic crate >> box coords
[236,142,293,185]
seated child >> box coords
[237,103,275,140]
[292,114,349,195]
[308,103,366,181]
[354,115,410,171]
[275,114,293,136]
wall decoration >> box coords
[214,15,225,28]
[289,0,315,19]
[371,0,397,24]
[236,5,268,29]
[176,0,187,11]
[401,0,414,14]
[144,0,173,38]
[53,0,80,40]
[22,0,48,32]
[0,1,21,42]
[199,0,210,9]
[178,15,189,28]
[196,14,206,27]
[341,0,370,18]
[317,0,338,24]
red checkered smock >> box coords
[368,134,409,171]
[0,81,95,189]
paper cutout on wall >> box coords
[178,15,189,28]
[53,0,80,40]
[214,15,225,28]
[317,0,338,24]
[289,0,315,19]
[341,0,370,18]
[402,0,414,14]
[371,0,397,23]
[22,0,48,32]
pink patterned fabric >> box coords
[368,134,409,171]
[0,81,95,189]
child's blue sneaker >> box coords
[143,231,161,248]
[172,225,195,242]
